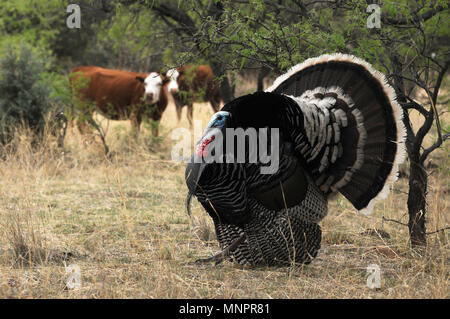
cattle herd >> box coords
[70,64,223,136]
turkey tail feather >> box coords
[267,53,406,214]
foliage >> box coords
[0,0,66,58]
[91,4,168,71]
[0,44,53,145]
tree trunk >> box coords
[390,53,429,248]
[407,160,427,247]
[210,62,234,103]
[257,66,270,91]
[218,78,234,104]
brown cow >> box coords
[70,66,176,136]
[168,65,223,128]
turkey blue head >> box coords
[195,111,231,159]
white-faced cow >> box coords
[70,66,179,136]
[168,65,223,128]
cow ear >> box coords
[159,70,167,77]
[136,76,145,83]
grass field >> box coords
[0,93,448,299]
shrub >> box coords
[0,44,52,146]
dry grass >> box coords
[0,92,448,299]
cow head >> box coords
[166,68,180,95]
[136,72,164,104]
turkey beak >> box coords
[185,159,208,215]
[186,191,193,216]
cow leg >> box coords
[77,111,94,136]
[152,121,160,137]
[187,104,193,129]
[131,115,142,139]
[66,103,76,131]
[174,98,183,123]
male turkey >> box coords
[185,54,406,266]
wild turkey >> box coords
[185,54,406,266]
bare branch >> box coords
[432,59,450,106]
[419,59,450,163]
[421,133,450,162]
[150,3,197,36]
[402,97,429,117]
[426,226,450,235]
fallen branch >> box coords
[426,226,450,235]
[382,217,449,235]
[382,216,409,227]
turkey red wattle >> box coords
[196,134,216,157]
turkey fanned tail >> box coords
[267,53,406,214]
